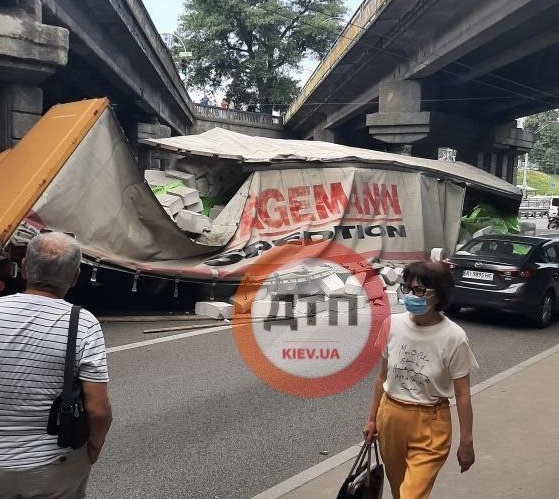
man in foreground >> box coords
[0,232,112,498]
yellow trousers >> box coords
[376,393,452,499]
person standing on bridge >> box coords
[363,261,477,499]
[0,232,112,499]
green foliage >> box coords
[177,0,346,112]
[461,204,520,238]
[516,169,559,195]
[524,110,559,174]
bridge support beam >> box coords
[314,128,338,143]
[0,1,68,150]
[366,81,534,184]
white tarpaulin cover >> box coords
[15,112,519,281]
[143,127,521,200]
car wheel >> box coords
[533,291,555,328]
[445,304,461,316]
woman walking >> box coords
[363,261,478,499]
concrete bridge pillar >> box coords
[0,1,69,150]
[126,121,172,172]
[366,81,430,148]
[366,81,533,184]
[457,123,534,185]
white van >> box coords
[549,196,559,218]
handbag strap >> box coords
[364,440,381,487]
[61,305,81,409]
[372,439,380,465]
[347,439,382,480]
[348,443,368,476]
[365,443,372,487]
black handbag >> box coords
[336,441,384,499]
[47,305,89,449]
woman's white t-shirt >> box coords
[382,313,478,404]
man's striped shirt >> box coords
[0,293,109,469]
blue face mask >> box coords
[403,294,429,316]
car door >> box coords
[535,243,559,304]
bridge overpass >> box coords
[284,0,559,183]
[0,0,283,168]
[0,0,192,153]
[2,0,558,183]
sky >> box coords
[142,0,364,99]
[143,0,364,33]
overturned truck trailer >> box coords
[0,99,521,299]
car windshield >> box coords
[456,239,533,261]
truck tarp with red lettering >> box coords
[197,167,464,274]
[10,106,521,282]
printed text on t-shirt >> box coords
[393,344,431,392]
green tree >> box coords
[524,109,559,174]
[177,0,347,113]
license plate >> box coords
[463,270,494,281]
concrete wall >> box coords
[190,106,285,139]
[191,118,285,139]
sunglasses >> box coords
[400,283,432,297]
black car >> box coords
[445,234,559,327]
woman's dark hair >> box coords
[402,261,454,311]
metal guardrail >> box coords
[193,104,283,127]
[518,196,550,218]
[519,208,549,218]
[284,0,389,123]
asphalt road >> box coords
[86,310,559,499]
[524,214,558,235]
[85,217,559,498]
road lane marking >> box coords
[105,310,379,354]
[106,324,232,353]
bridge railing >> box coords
[193,104,283,128]
[284,0,388,123]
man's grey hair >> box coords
[25,232,82,295]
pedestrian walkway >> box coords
[253,343,559,499]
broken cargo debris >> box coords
[194,301,233,320]
[175,210,211,233]
[144,168,211,234]
[196,261,412,324]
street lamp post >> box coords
[160,32,192,80]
